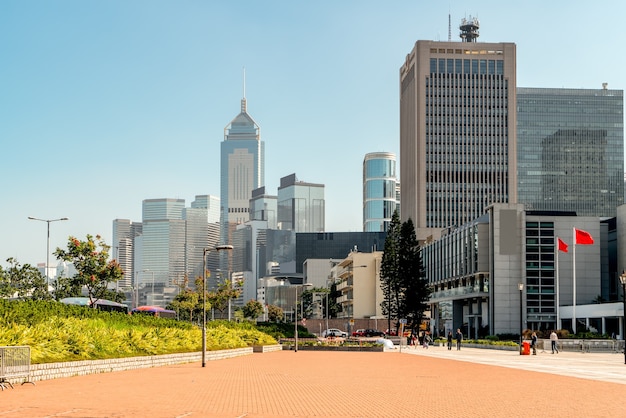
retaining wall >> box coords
[14,345,282,384]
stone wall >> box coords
[9,345,282,384]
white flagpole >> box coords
[572,227,577,334]
[556,237,560,329]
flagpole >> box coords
[572,227,577,335]
[556,237,560,329]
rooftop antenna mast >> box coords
[241,67,247,113]
[448,12,451,41]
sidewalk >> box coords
[1,348,624,417]
[400,343,626,385]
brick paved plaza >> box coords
[1,347,625,417]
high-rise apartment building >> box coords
[220,93,265,245]
[277,173,325,233]
[399,18,517,241]
[112,219,142,290]
[363,152,399,232]
[517,86,624,217]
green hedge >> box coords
[0,300,276,364]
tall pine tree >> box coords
[380,210,401,333]
[397,218,431,331]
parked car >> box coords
[322,328,348,338]
[362,329,385,337]
[385,328,411,337]
[352,329,366,337]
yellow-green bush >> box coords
[0,300,277,363]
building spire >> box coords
[241,67,247,113]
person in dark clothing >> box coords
[455,329,463,350]
[531,332,538,355]
[447,331,453,350]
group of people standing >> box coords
[446,329,463,350]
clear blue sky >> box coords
[1,1,624,268]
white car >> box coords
[322,328,348,338]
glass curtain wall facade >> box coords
[400,40,517,242]
[517,87,624,217]
[277,173,325,233]
[220,96,265,246]
[363,152,398,232]
[141,199,185,286]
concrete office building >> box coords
[363,152,399,232]
[517,87,624,217]
[188,195,221,290]
[221,92,265,246]
[112,219,142,290]
[423,203,611,337]
[399,18,517,242]
[277,173,325,233]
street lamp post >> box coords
[619,272,626,365]
[294,283,313,353]
[202,244,233,368]
[28,216,69,292]
[518,283,524,355]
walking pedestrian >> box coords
[455,328,463,350]
[447,331,453,350]
[550,330,559,354]
[531,331,537,355]
[422,331,431,349]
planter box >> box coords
[253,344,282,353]
[283,345,384,352]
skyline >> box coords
[2,1,625,268]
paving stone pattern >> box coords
[1,347,625,417]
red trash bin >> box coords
[522,341,531,355]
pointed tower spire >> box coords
[241,67,247,113]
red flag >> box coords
[575,228,594,245]
[557,238,568,253]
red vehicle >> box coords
[353,329,384,337]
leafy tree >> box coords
[168,288,200,323]
[380,209,401,332]
[243,299,264,320]
[397,218,431,331]
[0,258,51,300]
[54,235,124,304]
[207,277,242,319]
[267,304,283,322]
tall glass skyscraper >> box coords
[399,23,517,242]
[277,173,325,233]
[363,152,398,232]
[517,87,624,217]
[220,94,265,245]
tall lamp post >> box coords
[202,244,233,367]
[518,283,524,355]
[619,272,626,365]
[294,283,313,352]
[28,216,69,291]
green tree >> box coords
[243,299,264,320]
[54,235,124,304]
[207,277,242,319]
[397,218,431,331]
[0,258,51,300]
[267,304,283,322]
[380,209,401,332]
[168,288,200,323]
